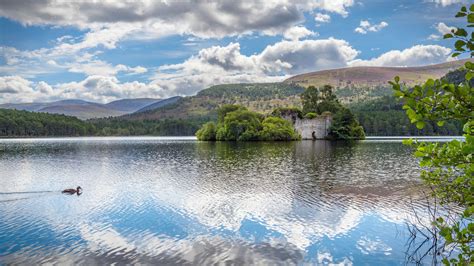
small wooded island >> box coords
[196,85,365,141]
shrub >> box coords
[271,107,303,119]
[329,108,365,140]
[259,117,300,141]
[304,112,317,119]
[196,122,217,140]
[216,109,262,141]
[196,105,300,141]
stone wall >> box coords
[283,114,332,140]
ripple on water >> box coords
[0,138,439,264]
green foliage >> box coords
[304,112,318,119]
[301,85,320,114]
[198,83,305,100]
[259,117,301,141]
[0,109,95,136]
[196,122,217,141]
[329,108,365,140]
[196,105,299,141]
[352,96,463,136]
[392,4,474,264]
[217,109,262,141]
[92,117,205,136]
[445,5,474,58]
[271,107,303,119]
[317,85,342,114]
[301,85,343,115]
[217,104,247,124]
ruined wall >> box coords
[283,114,332,140]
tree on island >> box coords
[301,85,365,140]
[196,105,300,141]
[391,4,473,264]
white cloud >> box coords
[349,44,451,67]
[150,43,279,96]
[151,38,359,96]
[55,75,160,103]
[258,38,359,74]
[0,76,55,103]
[0,45,147,78]
[436,22,456,35]
[309,0,355,17]
[427,0,463,6]
[427,34,440,40]
[427,22,456,40]
[354,20,388,34]
[283,26,317,41]
[0,1,359,82]
[0,75,162,104]
[315,13,331,23]
[0,1,355,42]
[1,35,454,103]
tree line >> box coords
[351,96,463,136]
[0,108,203,137]
[0,109,95,137]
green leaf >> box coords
[469,13,474,23]
[466,71,474,81]
[470,4,474,11]
[451,52,461,57]
[437,121,445,127]
[414,150,425,157]
[455,40,466,50]
[456,12,466,17]
[393,90,404,97]
[426,79,435,87]
[443,33,453,39]
[394,76,400,83]
[416,121,426,129]
[461,6,467,12]
[455,28,468,37]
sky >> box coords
[0,0,469,103]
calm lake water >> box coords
[0,137,447,265]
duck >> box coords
[62,186,82,195]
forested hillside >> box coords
[0,109,96,137]
[351,96,463,136]
[124,83,305,121]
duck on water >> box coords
[62,186,82,195]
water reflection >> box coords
[0,138,430,264]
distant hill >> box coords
[38,104,126,120]
[285,59,472,103]
[0,98,165,119]
[134,96,182,113]
[105,98,160,112]
[121,83,305,121]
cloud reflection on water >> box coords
[0,138,430,264]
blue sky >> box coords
[0,0,469,103]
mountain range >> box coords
[0,98,170,119]
[0,59,471,120]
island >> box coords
[196,85,365,141]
